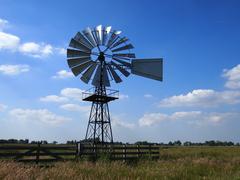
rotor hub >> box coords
[98,52,105,62]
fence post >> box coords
[158,146,160,159]
[137,144,140,158]
[110,144,114,160]
[36,142,40,164]
[76,142,79,157]
[76,143,78,156]
[93,143,97,160]
[149,144,152,159]
[123,144,126,162]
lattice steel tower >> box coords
[82,52,118,143]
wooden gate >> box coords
[0,143,76,163]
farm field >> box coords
[0,146,240,179]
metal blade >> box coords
[102,66,110,86]
[131,58,163,81]
[93,25,103,45]
[91,65,110,87]
[113,53,136,58]
[74,32,94,49]
[111,61,130,77]
[113,58,131,67]
[112,56,130,61]
[92,30,99,46]
[109,37,128,49]
[71,61,93,76]
[111,44,134,52]
[92,65,101,86]
[107,65,122,83]
[81,62,97,83]
[102,26,111,46]
[69,38,91,52]
[82,27,97,47]
[67,57,91,68]
[67,49,91,58]
[106,30,121,48]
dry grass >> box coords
[0,146,240,179]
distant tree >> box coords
[205,140,215,146]
[168,141,173,146]
[204,140,235,146]
[66,140,77,144]
[52,141,58,144]
[113,141,123,145]
[0,139,7,144]
[30,141,38,144]
[42,140,48,144]
[226,141,234,146]
[173,140,182,146]
[66,140,72,144]
[183,141,192,146]
[135,141,151,145]
[8,139,18,144]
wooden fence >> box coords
[77,143,160,161]
[0,143,160,163]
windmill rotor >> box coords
[67,26,137,86]
[66,25,163,143]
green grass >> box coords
[0,146,240,179]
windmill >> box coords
[67,25,163,144]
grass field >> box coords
[0,146,240,179]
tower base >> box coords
[83,87,118,144]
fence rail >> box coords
[0,143,160,163]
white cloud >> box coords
[52,70,73,79]
[144,94,153,98]
[55,47,66,55]
[119,94,129,100]
[60,88,84,101]
[112,115,135,129]
[0,31,20,50]
[0,64,29,75]
[208,115,222,123]
[223,64,240,89]
[139,113,168,126]
[60,103,90,113]
[40,88,84,103]
[159,89,240,107]
[19,42,53,58]
[40,95,68,103]
[9,108,70,125]
[139,111,238,127]
[158,64,240,108]
[0,104,7,112]
[0,18,64,58]
[171,111,202,120]
[0,18,8,31]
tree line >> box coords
[134,140,238,146]
[0,139,239,146]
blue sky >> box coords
[0,0,240,143]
